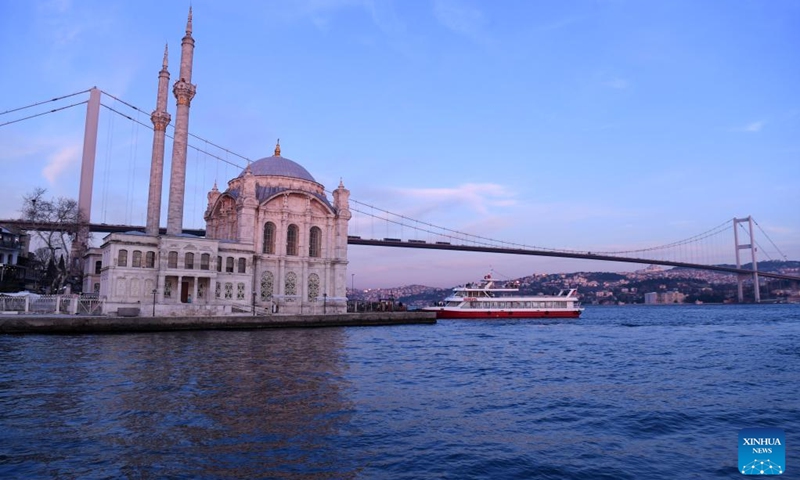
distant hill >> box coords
[383,259,800,307]
[712,260,800,272]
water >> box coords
[1,304,798,479]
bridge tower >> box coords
[71,87,101,274]
[733,216,760,303]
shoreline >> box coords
[0,312,437,334]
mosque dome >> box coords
[239,141,316,183]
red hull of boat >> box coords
[429,309,582,319]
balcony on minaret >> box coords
[173,79,196,106]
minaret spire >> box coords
[166,6,197,236]
[162,43,168,70]
[145,42,172,236]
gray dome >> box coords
[241,155,316,182]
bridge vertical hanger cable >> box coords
[216,146,223,191]
[201,147,207,229]
[100,96,115,224]
[126,109,140,225]
[190,145,197,228]
[700,233,706,266]
[753,218,788,260]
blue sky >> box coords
[0,0,798,288]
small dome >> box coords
[240,155,316,182]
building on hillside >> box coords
[0,226,26,266]
[89,9,350,315]
[1,225,29,291]
[644,290,686,304]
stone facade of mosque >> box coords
[85,9,350,316]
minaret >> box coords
[146,44,172,236]
[166,7,197,236]
[332,178,351,261]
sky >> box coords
[0,0,798,288]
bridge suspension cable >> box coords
[99,101,247,170]
[347,198,574,253]
[99,89,253,166]
[5,90,789,271]
[752,219,788,261]
[345,199,790,267]
[591,220,732,255]
[0,100,88,128]
[0,88,91,118]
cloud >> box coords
[42,144,80,185]
[731,120,765,133]
[393,183,516,215]
[433,0,485,38]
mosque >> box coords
[83,9,351,315]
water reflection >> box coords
[0,329,358,479]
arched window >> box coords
[117,249,128,267]
[263,222,276,254]
[226,257,234,273]
[237,257,246,273]
[260,271,274,302]
[308,273,320,300]
[285,271,297,295]
[200,253,210,270]
[216,256,222,272]
[145,251,155,268]
[132,250,142,268]
[94,260,102,274]
[185,252,194,270]
[287,224,299,256]
[309,227,322,258]
[168,251,178,268]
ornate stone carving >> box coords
[150,110,171,131]
[173,79,196,106]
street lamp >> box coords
[152,289,157,316]
[323,293,328,314]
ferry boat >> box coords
[423,274,584,319]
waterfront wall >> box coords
[0,312,436,334]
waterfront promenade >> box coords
[0,312,436,334]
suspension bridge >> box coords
[2,89,798,301]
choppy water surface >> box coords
[1,305,798,479]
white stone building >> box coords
[89,9,350,315]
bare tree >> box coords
[21,188,88,292]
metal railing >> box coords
[0,294,105,315]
